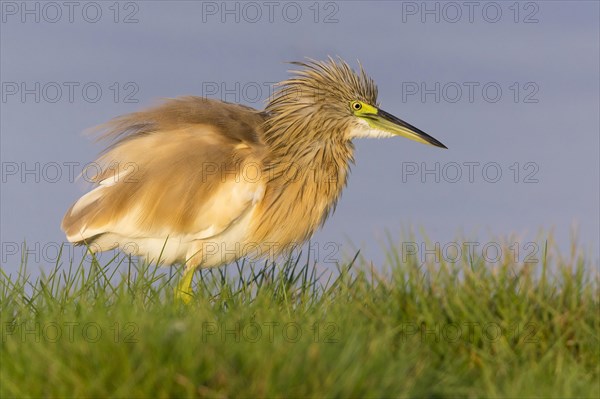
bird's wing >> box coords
[62,97,267,246]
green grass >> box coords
[1,237,598,398]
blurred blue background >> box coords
[1,1,598,275]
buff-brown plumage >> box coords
[62,57,379,269]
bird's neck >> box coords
[267,140,354,198]
[252,136,355,251]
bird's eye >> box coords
[351,101,362,111]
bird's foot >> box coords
[174,287,193,304]
[174,267,195,304]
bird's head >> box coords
[266,57,446,149]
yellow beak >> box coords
[367,108,447,148]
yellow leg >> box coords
[175,267,195,304]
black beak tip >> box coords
[427,137,448,149]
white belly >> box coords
[91,204,257,268]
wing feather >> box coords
[62,97,267,250]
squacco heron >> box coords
[62,58,447,302]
